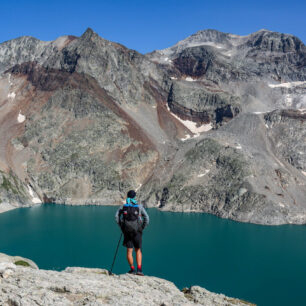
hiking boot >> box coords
[136,268,144,276]
[128,268,136,274]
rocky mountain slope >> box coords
[0,28,305,224]
[0,253,252,305]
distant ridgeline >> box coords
[0,28,305,224]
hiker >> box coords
[115,190,149,275]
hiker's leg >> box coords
[135,248,142,267]
[127,248,133,266]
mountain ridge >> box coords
[0,28,305,224]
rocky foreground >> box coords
[0,253,253,306]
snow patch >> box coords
[265,124,269,128]
[168,41,226,51]
[279,202,285,208]
[197,170,210,177]
[8,92,16,99]
[167,104,213,138]
[8,74,12,85]
[268,81,306,89]
[17,111,26,123]
[170,77,177,80]
[299,108,306,114]
[235,144,242,149]
[222,50,233,57]
[185,77,196,82]
[27,185,42,204]
[7,74,16,99]
[253,111,266,114]
[302,171,306,176]
[181,134,191,141]
[193,42,223,49]
[238,188,248,196]
[162,57,172,64]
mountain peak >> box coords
[81,27,97,39]
[256,29,272,33]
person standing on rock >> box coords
[115,190,149,276]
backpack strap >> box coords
[125,197,139,207]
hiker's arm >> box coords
[140,206,149,229]
[115,206,123,226]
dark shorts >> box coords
[123,231,142,249]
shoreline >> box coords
[0,202,42,214]
[0,203,20,214]
[1,201,306,226]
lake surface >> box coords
[0,204,305,305]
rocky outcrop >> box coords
[5,62,158,205]
[0,171,31,212]
[167,81,241,125]
[149,29,306,82]
[241,31,306,80]
[153,132,305,224]
[0,252,38,269]
[264,109,306,172]
[0,253,252,306]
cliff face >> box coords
[0,28,305,224]
[0,253,252,306]
[167,81,241,126]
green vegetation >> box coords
[14,260,31,267]
[185,138,221,161]
[70,152,79,161]
[1,175,18,194]
[1,172,27,196]
[181,288,194,302]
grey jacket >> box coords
[115,204,149,229]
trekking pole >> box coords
[109,232,123,275]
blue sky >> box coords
[1,0,305,53]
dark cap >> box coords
[127,190,136,199]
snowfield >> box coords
[27,185,42,204]
[268,81,306,88]
[17,112,26,123]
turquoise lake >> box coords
[0,204,305,305]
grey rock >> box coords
[168,80,241,125]
[0,28,305,225]
[264,109,306,171]
[0,171,31,209]
[0,252,38,269]
[0,254,251,306]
